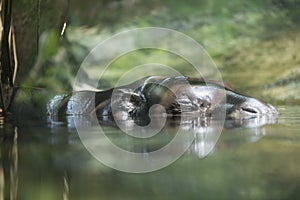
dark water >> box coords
[0,105,300,200]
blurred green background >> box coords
[1,2,299,200]
[12,0,300,113]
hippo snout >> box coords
[227,98,279,118]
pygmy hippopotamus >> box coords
[47,76,278,122]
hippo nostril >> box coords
[241,107,258,114]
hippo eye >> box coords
[241,107,257,114]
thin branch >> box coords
[37,0,40,52]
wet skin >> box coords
[47,76,278,121]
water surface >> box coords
[1,105,300,200]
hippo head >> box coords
[174,81,279,119]
[122,77,279,120]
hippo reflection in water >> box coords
[47,76,278,124]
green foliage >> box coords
[271,0,300,24]
[38,30,59,63]
[12,0,300,111]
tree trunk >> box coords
[0,0,18,114]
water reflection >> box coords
[180,115,276,157]
[0,123,18,200]
[224,115,278,129]
[62,173,69,200]
[55,112,278,160]
[0,118,70,200]
[2,107,298,200]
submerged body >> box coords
[47,76,278,121]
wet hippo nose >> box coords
[228,98,279,118]
[242,99,278,115]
